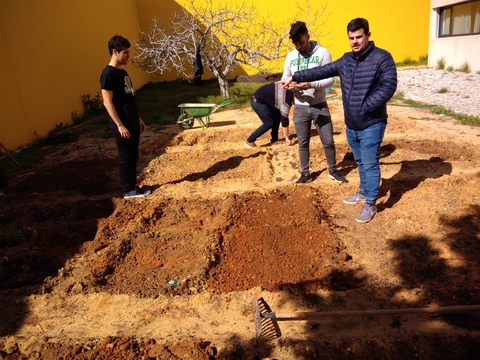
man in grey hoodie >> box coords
[282,21,345,184]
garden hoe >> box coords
[252,296,480,340]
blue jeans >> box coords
[247,96,281,143]
[346,121,386,205]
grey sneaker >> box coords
[343,192,367,204]
[296,173,312,184]
[356,203,377,223]
[124,188,151,199]
[328,170,346,183]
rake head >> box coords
[252,296,282,340]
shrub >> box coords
[418,54,428,64]
[436,57,446,70]
[457,62,471,73]
[82,92,104,114]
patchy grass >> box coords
[134,79,256,127]
[396,54,428,67]
[390,91,480,126]
[430,105,480,126]
[0,78,264,172]
[0,141,64,172]
[69,79,263,133]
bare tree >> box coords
[133,0,329,98]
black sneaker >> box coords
[328,170,346,183]
[296,173,312,184]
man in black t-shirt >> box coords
[100,35,150,199]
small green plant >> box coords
[70,92,107,126]
[436,57,446,70]
[396,54,428,67]
[48,122,69,136]
[418,54,428,64]
[446,66,454,72]
[389,91,405,102]
[396,57,415,66]
[1,230,23,247]
[71,111,81,123]
[476,70,480,75]
[82,92,104,114]
[457,62,471,73]
[437,87,449,94]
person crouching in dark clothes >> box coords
[244,82,294,148]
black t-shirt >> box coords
[100,65,139,133]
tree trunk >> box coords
[217,75,231,98]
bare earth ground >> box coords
[1,89,480,359]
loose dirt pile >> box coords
[1,93,480,359]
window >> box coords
[439,0,480,37]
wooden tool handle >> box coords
[262,304,480,320]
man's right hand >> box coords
[277,76,293,89]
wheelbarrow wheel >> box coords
[178,113,194,129]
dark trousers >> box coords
[247,96,281,143]
[114,130,140,193]
[293,102,337,175]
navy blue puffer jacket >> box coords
[292,41,397,130]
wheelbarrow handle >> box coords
[209,99,235,115]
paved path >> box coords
[396,68,480,117]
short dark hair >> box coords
[347,18,369,34]
[289,21,308,43]
[108,35,131,55]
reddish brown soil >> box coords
[1,96,480,359]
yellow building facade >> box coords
[1,0,429,150]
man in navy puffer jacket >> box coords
[280,18,397,223]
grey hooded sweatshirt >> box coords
[282,40,334,106]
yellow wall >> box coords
[1,0,429,150]
[169,0,429,71]
[0,0,150,150]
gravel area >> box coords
[396,68,480,117]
